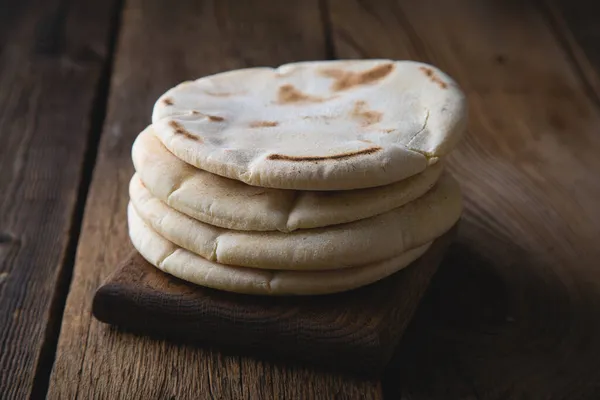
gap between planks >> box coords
[537,0,600,109]
[29,1,126,398]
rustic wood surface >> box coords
[0,0,599,398]
[327,0,600,398]
[47,0,382,398]
[544,0,600,101]
[0,0,119,398]
[91,226,454,377]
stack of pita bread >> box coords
[128,60,467,296]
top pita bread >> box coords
[152,60,466,190]
[132,127,443,232]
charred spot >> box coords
[188,110,223,121]
[321,63,394,91]
[267,147,382,162]
[277,84,326,104]
[168,120,201,142]
[435,78,448,89]
[351,100,382,126]
[249,120,279,128]
[420,67,434,77]
[419,66,448,89]
[360,63,394,83]
[162,97,174,106]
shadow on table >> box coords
[384,221,600,399]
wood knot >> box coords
[0,232,14,244]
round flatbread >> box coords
[128,204,431,296]
[129,172,461,270]
[151,60,466,190]
[132,127,444,232]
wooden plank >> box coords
[48,0,383,398]
[0,0,120,398]
[327,0,600,398]
[542,0,600,102]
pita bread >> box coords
[129,172,461,270]
[151,60,466,190]
[132,127,444,232]
[128,204,431,295]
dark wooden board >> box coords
[48,0,385,398]
[92,227,455,376]
[0,0,119,398]
[327,0,600,398]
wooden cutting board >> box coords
[92,225,456,376]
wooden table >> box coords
[2,0,600,398]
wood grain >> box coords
[327,0,600,398]
[543,0,600,102]
[48,0,383,398]
[0,0,119,398]
[91,226,454,376]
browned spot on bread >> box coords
[277,84,325,104]
[204,91,236,97]
[190,111,224,121]
[249,120,279,128]
[169,120,201,142]
[351,101,382,126]
[321,63,394,91]
[162,97,174,106]
[419,66,448,89]
[384,129,395,133]
[420,67,434,78]
[302,114,335,121]
[267,147,382,162]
